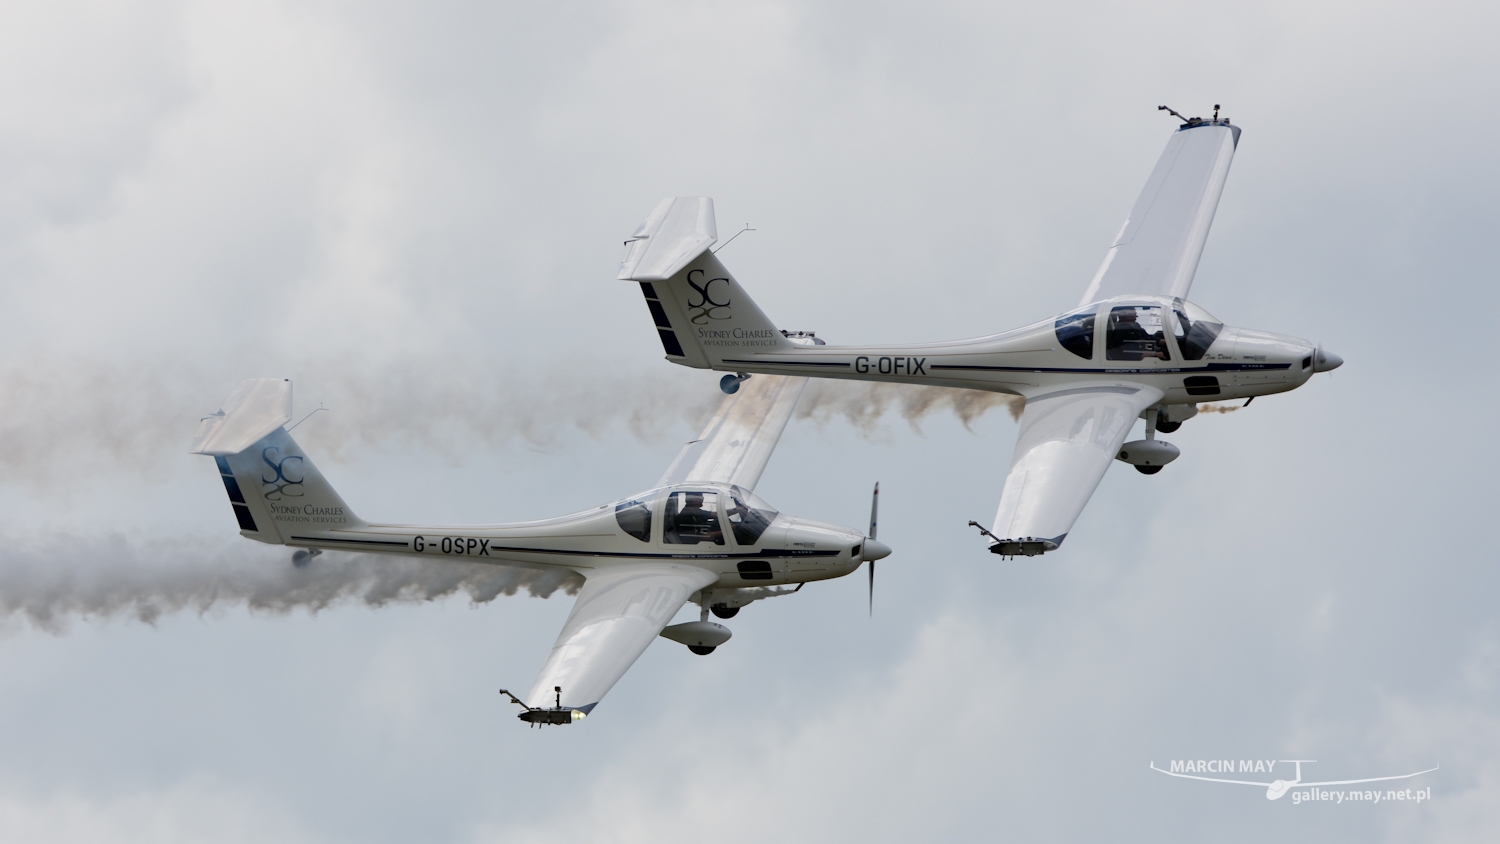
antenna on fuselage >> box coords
[1158,104,1190,124]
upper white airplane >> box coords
[191,374,888,725]
[618,107,1342,557]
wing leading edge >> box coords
[1078,120,1239,306]
[988,384,1165,554]
[657,374,807,492]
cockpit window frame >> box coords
[614,488,665,543]
[1169,297,1225,361]
[725,485,779,547]
[1054,307,1099,360]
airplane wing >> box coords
[987,384,1165,554]
[657,374,807,492]
[1078,119,1240,306]
[525,564,718,713]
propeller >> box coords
[868,482,879,615]
[855,482,891,615]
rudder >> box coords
[619,198,793,368]
[192,379,361,544]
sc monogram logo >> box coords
[685,269,731,325]
[261,446,305,500]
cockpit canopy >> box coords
[613,485,779,546]
[1169,299,1224,360]
[1054,297,1223,362]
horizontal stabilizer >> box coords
[617,197,717,282]
[190,378,293,455]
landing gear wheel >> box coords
[710,604,739,619]
[688,645,716,655]
[1155,419,1181,433]
[1135,465,1164,475]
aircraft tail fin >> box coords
[619,197,794,369]
[191,378,361,544]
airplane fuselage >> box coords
[692,295,1327,411]
[264,480,868,594]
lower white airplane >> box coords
[617,106,1342,557]
[191,374,889,725]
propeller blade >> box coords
[867,481,879,616]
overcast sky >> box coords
[0,0,1497,841]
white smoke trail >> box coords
[796,380,1025,433]
[0,356,1026,486]
[0,535,581,634]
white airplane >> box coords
[190,374,889,725]
[618,106,1342,557]
[1150,760,1439,800]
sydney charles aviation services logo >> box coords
[260,446,305,501]
[1151,758,1437,804]
[685,268,731,324]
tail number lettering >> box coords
[430,536,492,556]
[854,356,927,376]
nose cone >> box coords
[862,539,892,561]
[1314,348,1344,372]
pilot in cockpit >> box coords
[673,492,724,544]
[1108,307,1170,360]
